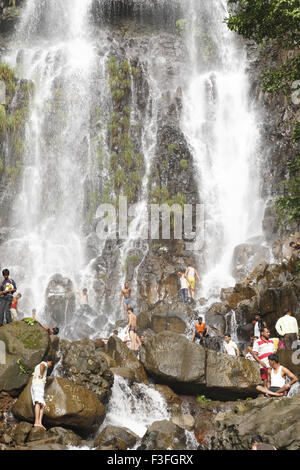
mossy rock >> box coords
[0,321,50,395]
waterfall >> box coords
[100,375,169,438]
[181,0,265,300]
[0,0,96,319]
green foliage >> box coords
[180,158,188,170]
[17,359,29,375]
[176,19,188,36]
[197,395,211,403]
[226,0,300,49]
[275,154,300,226]
[23,317,37,326]
[262,56,300,95]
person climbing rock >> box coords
[177,271,189,303]
[251,436,277,450]
[289,241,300,251]
[10,293,22,321]
[0,269,17,327]
[43,325,60,336]
[31,358,53,430]
[192,317,209,344]
[224,334,240,357]
[256,353,298,398]
[185,264,201,301]
[120,281,132,320]
[125,307,137,352]
[252,327,276,387]
[275,310,299,350]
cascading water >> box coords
[181,0,265,301]
[1,0,96,318]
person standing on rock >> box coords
[185,264,201,301]
[10,293,22,321]
[224,334,240,357]
[253,313,263,338]
[120,281,132,320]
[125,307,137,352]
[31,358,53,430]
[0,269,17,327]
[256,353,298,398]
[252,327,276,387]
[177,271,189,303]
[275,310,299,350]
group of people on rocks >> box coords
[177,264,201,302]
[190,308,299,399]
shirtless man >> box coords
[120,282,132,320]
[185,264,201,300]
[125,307,137,352]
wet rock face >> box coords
[232,242,271,280]
[94,425,139,450]
[138,419,186,451]
[138,300,196,335]
[0,321,50,395]
[140,331,261,399]
[13,376,106,436]
[58,338,114,405]
[212,395,300,450]
[45,274,76,328]
[107,336,148,384]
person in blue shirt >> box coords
[0,268,17,326]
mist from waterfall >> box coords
[181,0,265,300]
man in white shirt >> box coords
[224,334,240,357]
[275,310,299,350]
[31,358,53,430]
[177,271,189,303]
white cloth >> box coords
[224,340,238,356]
[245,352,255,362]
[31,385,46,406]
[271,366,286,388]
[10,308,17,321]
[180,276,188,290]
[32,361,48,387]
[254,322,260,338]
[275,315,299,336]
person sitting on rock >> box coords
[224,334,240,357]
[251,435,277,450]
[244,345,256,361]
[0,269,17,327]
[10,293,22,321]
[256,353,298,398]
[31,358,53,430]
[125,307,137,352]
[252,327,276,387]
[289,241,300,251]
[185,264,201,301]
[120,281,132,320]
[192,317,209,344]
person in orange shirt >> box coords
[192,317,209,343]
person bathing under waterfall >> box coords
[120,281,132,320]
[256,353,298,398]
[185,264,201,301]
[125,307,138,352]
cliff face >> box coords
[0,1,298,331]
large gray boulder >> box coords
[140,331,261,399]
[107,336,148,384]
[59,338,114,404]
[0,321,50,395]
[212,395,300,450]
[12,377,105,436]
[138,420,186,450]
[94,425,139,450]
